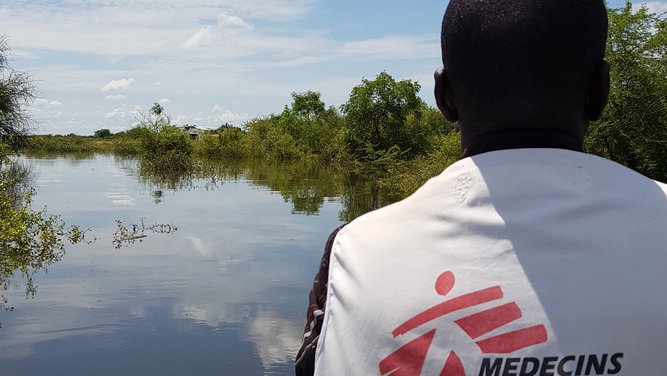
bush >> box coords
[585,3,667,181]
[135,103,193,172]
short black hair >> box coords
[442,0,608,110]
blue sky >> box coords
[1,0,665,135]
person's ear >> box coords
[585,60,610,121]
[434,67,458,123]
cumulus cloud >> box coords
[104,95,126,101]
[100,78,135,92]
[158,98,171,105]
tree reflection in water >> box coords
[0,159,89,313]
[118,155,399,221]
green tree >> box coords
[585,3,667,181]
[0,36,35,153]
[290,91,326,120]
[341,72,427,158]
[94,128,112,138]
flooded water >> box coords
[0,154,396,376]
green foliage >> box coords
[281,97,348,160]
[135,103,193,172]
[194,127,250,159]
[216,127,249,158]
[24,134,96,153]
[238,91,349,164]
[341,72,428,158]
[243,115,303,160]
[94,128,112,138]
[22,134,140,155]
[290,91,326,119]
[378,132,461,199]
[585,3,667,181]
[0,36,35,151]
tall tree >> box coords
[341,72,426,158]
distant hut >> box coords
[181,125,204,140]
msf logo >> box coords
[379,271,548,376]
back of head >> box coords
[442,0,608,124]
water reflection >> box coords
[1,159,61,313]
[2,153,402,375]
[115,155,395,221]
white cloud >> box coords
[104,95,126,101]
[181,13,252,49]
[158,98,170,105]
[100,78,135,92]
[217,12,252,29]
[105,107,127,118]
[219,111,245,124]
[212,106,245,123]
[182,26,215,49]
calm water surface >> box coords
[0,154,393,376]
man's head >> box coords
[435,0,609,148]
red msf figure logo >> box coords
[379,271,548,376]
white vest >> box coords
[314,149,667,376]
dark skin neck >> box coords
[460,128,583,158]
[457,106,587,157]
